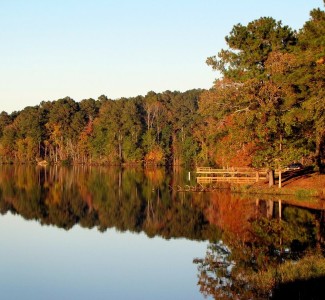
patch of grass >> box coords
[198,181,323,199]
[247,255,325,296]
[277,254,325,283]
[294,189,317,200]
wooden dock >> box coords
[196,167,269,184]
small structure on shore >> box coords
[196,167,268,184]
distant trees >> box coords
[90,98,143,164]
[0,90,203,166]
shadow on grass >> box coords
[281,166,315,187]
[272,276,325,300]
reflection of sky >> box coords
[0,213,208,300]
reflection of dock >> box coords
[196,167,268,184]
[37,160,48,166]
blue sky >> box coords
[0,0,322,113]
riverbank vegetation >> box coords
[0,4,324,173]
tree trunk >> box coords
[315,136,321,171]
[278,170,282,188]
[268,169,274,187]
[55,146,58,163]
[118,135,122,161]
[315,133,324,173]
[38,140,41,158]
[266,200,274,218]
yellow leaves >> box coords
[144,168,165,186]
[0,143,4,157]
[45,183,62,206]
[316,56,325,65]
[45,122,62,145]
[144,146,164,165]
[77,120,94,155]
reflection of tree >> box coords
[195,195,325,299]
[205,192,256,242]
[0,166,215,241]
[193,242,237,299]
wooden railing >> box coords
[196,167,270,183]
[197,176,258,184]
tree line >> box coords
[0,90,202,166]
[0,4,324,171]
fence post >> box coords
[278,170,282,188]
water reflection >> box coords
[0,165,214,299]
[0,165,216,241]
[1,165,325,299]
[195,193,325,300]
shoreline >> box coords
[195,173,325,200]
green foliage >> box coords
[0,91,202,165]
[201,4,325,171]
[207,17,297,80]
[277,255,325,282]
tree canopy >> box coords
[200,4,325,172]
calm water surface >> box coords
[0,166,209,300]
[0,166,324,299]
[0,214,207,300]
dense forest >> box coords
[0,90,202,166]
[0,4,324,171]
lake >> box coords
[0,165,324,299]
